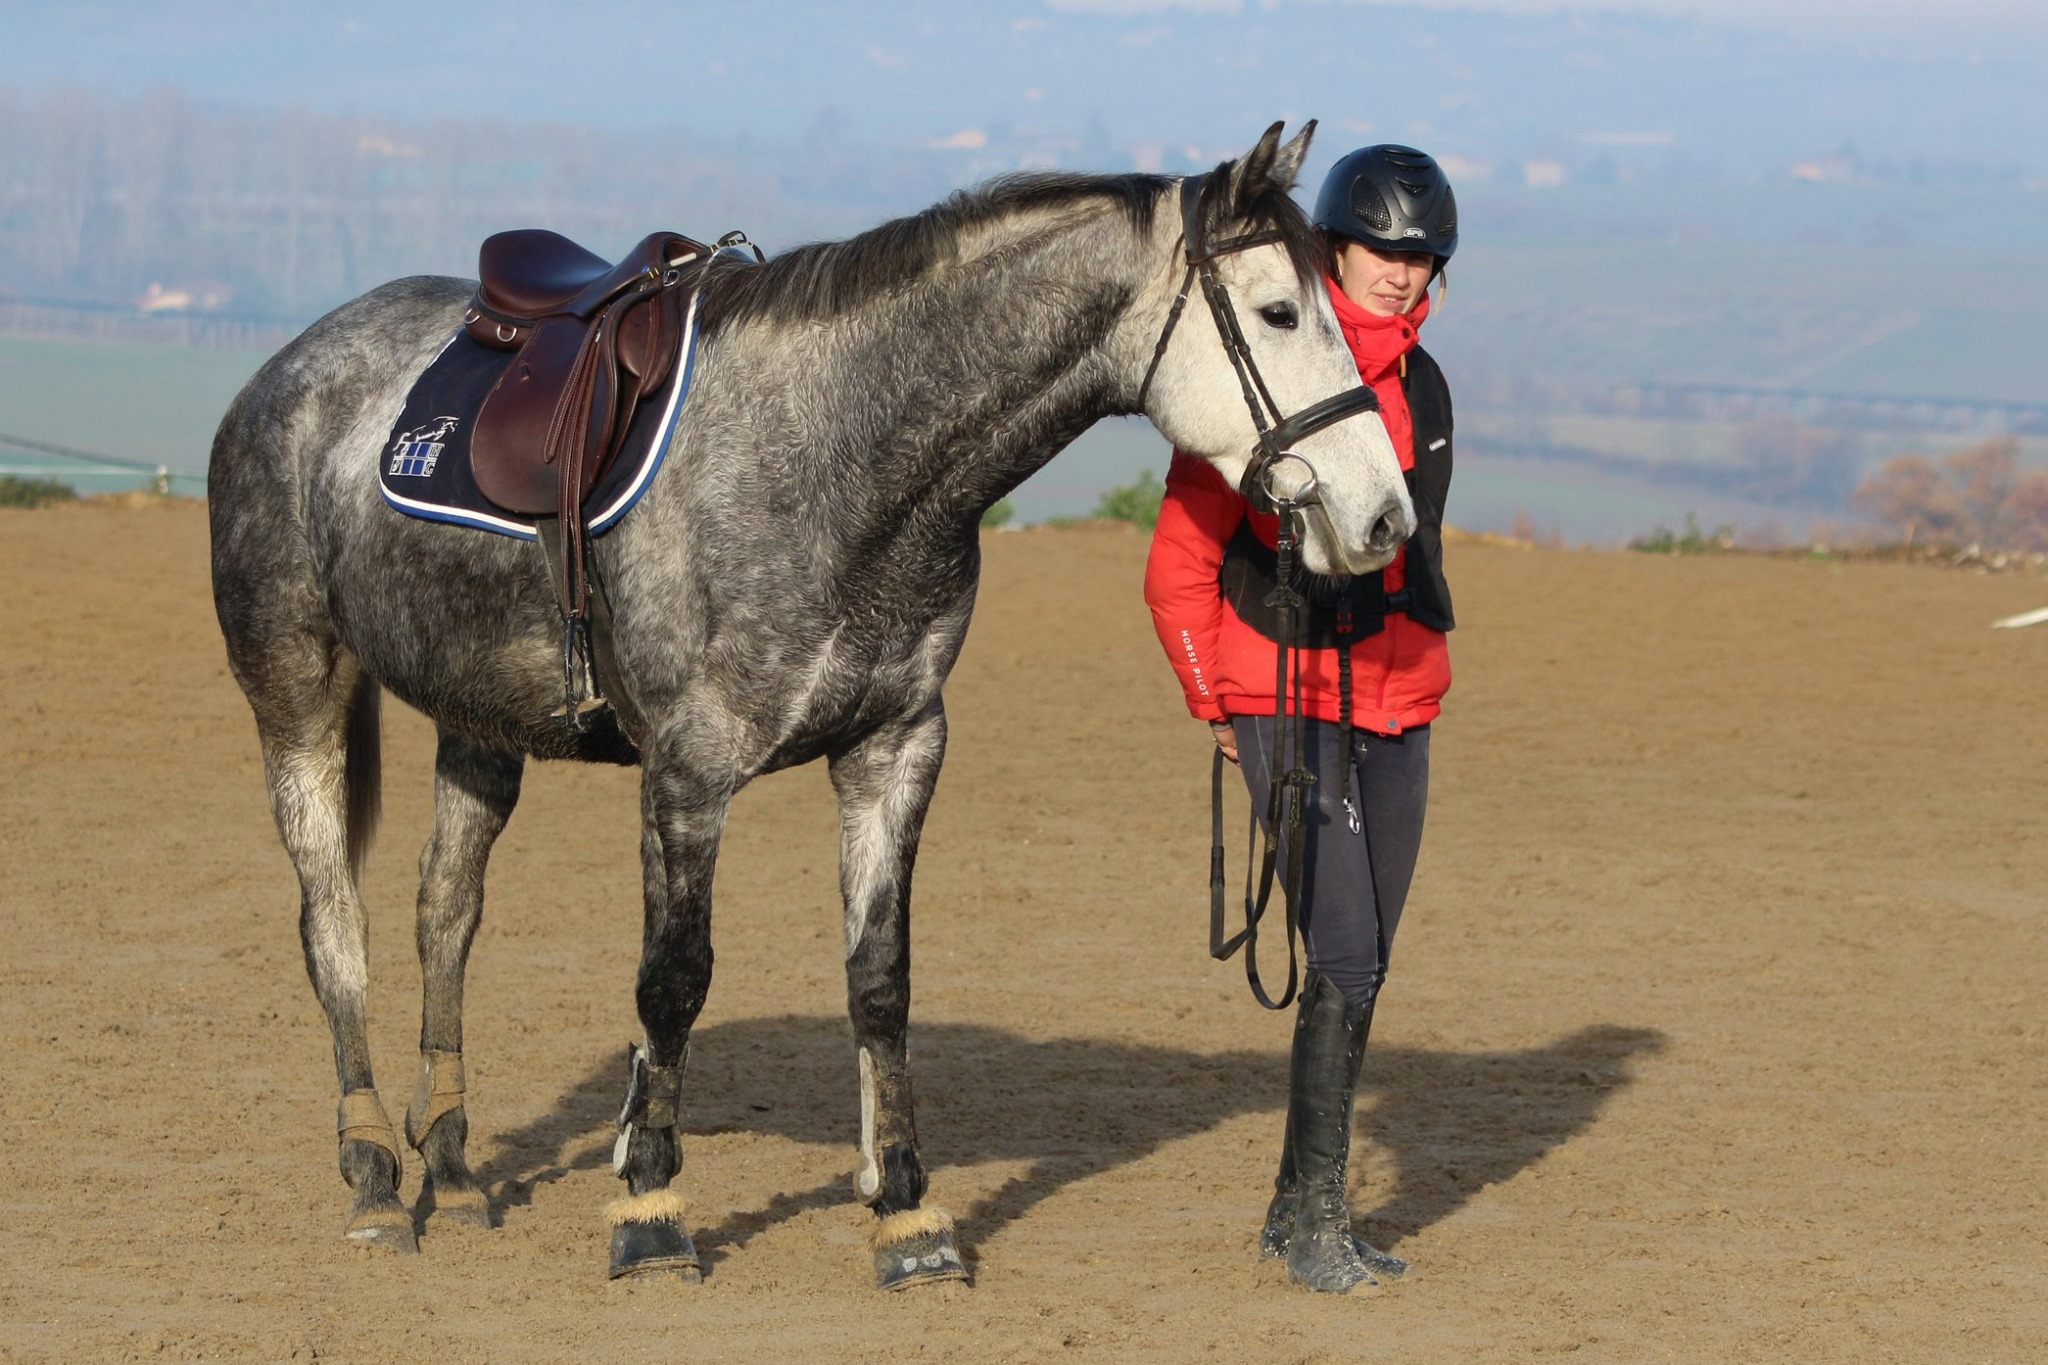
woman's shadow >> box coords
[474,1016,1664,1264]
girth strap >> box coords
[405,1050,467,1150]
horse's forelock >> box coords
[1196,161,1326,291]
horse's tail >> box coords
[344,671,383,885]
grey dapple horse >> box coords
[208,121,1413,1288]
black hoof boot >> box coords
[1281,973,1379,1294]
[871,1209,969,1291]
[607,1191,701,1282]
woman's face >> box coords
[1333,241,1435,317]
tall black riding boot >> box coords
[1278,971,1408,1291]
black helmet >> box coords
[1312,145,1458,262]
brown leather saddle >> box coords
[462,228,713,718]
[467,229,706,519]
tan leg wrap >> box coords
[605,1189,688,1227]
[868,1206,955,1250]
[337,1089,403,1177]
[406,1050,467,1149]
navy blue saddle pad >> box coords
[378,293,703,540]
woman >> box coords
[1143,145,1459,1294]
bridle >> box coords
[1136,172,1385,1012]
[1134,172,1382,517]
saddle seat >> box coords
[476,229,676,323]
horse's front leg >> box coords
[605,731,732,1282]
[407,730,523,1230]
[830,699,968,1290]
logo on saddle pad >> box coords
[388,415,461,478]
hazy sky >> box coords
[1046,0,2043,30]
[2,1,2043,182]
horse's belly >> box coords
[326,523,627,759]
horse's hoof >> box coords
[871,1208,970,1291]
[606,1191,700,1282]
[420,1181,493,1230]
[608,1220,701,1281]
[344,1208,419,1254]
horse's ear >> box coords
[1271,119,1317,192]
[1225,121,1288,216]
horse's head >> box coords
[1130,121,1414,577]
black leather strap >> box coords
[1207,504,1317,1012]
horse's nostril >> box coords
[1370,509,1408,555]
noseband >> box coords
[1134,173,1383,515]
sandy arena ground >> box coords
[1,500,2044,1363]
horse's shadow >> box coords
[474,1016,1664,1263]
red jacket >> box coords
[1143,278,1450,734]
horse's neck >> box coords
[727,208,1152,523]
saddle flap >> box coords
[472,318,601,514]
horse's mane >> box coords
[699,166,1323,334]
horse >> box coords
[207,120,1415,1289]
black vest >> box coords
[1219,345,1455,644]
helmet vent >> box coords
[1350,182,1392,232]
[1438,187,1457,240]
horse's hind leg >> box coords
[407,730,524,1229]
[239,652,415,1252]
[830,700,967,1290]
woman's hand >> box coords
[1209,718,1239,766]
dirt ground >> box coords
[2,500,2044,1364]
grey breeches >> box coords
[1231,715,1431,1009]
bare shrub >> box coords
[1847,437,2039,548]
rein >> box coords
[1137,172,1381,1011]
[1208,485,1318,1010]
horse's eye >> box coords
[1258,303,1299,330]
